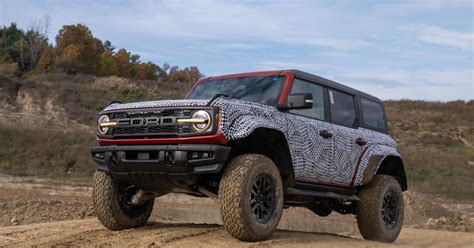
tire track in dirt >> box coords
[1,218,473,247]
[1,175,473,247]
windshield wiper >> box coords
[206,93,230,106]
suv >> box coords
[90,70,407,243]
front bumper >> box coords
[90,144,230,191]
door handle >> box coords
[355,137,367,146]
[319,130,333,139]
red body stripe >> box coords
[278,71,294,105]
[350,145,370,187]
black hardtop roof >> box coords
[291,69,383,103]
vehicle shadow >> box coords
[140,220,364,244]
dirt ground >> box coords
[0,174,473,247]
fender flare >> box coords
[222,113,283,141]
[361,153,407,191]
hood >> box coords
[101,98,276,113]
[102,99,210,112]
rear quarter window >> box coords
[329,89,357,128]
[361,98,387,131]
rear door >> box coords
[327,89,367,186]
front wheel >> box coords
[219,154,284,241]
[92,171,154,230]
[356,175,404,243]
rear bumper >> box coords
[90,144,230,191]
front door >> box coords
[286,78,336,185]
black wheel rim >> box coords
[118,184,147,217]
[381,190,400,229]
[250,174,276,224]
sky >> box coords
[1,0,473,101]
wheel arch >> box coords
[361,154,407,191]
[376,155,407,191]
[227,127,295,186]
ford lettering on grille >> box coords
[117,117,175,127]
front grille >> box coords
[102,108,209,139]
[111,125,193,136]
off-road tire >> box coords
[356,175,404,243]
[219,154,284,241]
[92,171,154,230]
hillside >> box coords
[0,73,473,201]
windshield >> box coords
[187,75,286,105]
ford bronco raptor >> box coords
[91,70,407,243]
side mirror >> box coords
[277,93,313,110]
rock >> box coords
[10,217,18,225]
[426,218,435,225]
[466,161,474,168]
[438,217,447,224]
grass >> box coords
[401,146,474,200]
[0,73,473,201]
[386,100,474,200]
[0,125,96,178]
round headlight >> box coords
[97,115,110,135]
[192,110,211,131]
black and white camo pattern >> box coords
[104,98,400,187]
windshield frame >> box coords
[186,70,294,106]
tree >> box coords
[183,66,201,84]
[55,24,101,74]
[167,65,201,86]
[114,48,131,78]
[130,54,140,64]
[145,62,159,80]
[103,40,115,54]
[0,17,49,73]
[55,44,80,73]
[17,29,48,72]
[36,45,54,72]
[23,15,50,72]
[134,63,147,80]
[93,38,105,59]
[129,53,140,78]
[97,51,118,76]
[156,63,170,81]
[0,23,24,63]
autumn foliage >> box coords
[114,49,131,78]
[0,21,201,83]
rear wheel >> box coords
[92,171,154,230]
[356,175,404,243]
[219,154,284,241]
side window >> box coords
[289,79,325,120]
[361,98,387,131]
[329,89,357,127]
